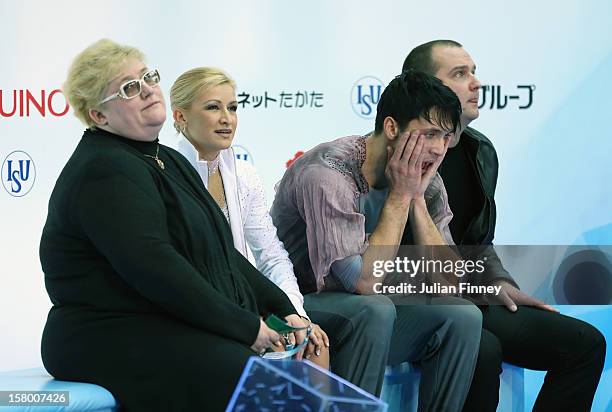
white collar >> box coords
[176,138,248,255]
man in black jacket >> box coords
[402,40,606,411]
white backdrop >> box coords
[1,0,611,384]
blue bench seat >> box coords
[0,368,117,412]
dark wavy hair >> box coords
[374,69,461,134]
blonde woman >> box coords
[41,41,298,411]
[171,68,329,368]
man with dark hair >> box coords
[270,70,482,411]
[403,40,606,411]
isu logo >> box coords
[351,76,384,119]
[2,150,36,197]
[0,89,69,117]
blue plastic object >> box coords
[226,357,387,411]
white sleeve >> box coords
[238,162,308,318]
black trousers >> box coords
[462,306,606,412]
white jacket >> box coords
[177,139,307,318]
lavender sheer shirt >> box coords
[270,135,454,293]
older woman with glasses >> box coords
[40,39,298,411]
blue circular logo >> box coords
[351,76,384,119]
[2,150,36,197]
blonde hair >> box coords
[63,39,145,128]
[170,67,236,133]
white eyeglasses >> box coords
[99,69,161,104]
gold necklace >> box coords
[143,144,165,170]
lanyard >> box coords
[262,327,312,360]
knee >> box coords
[356,295,396,336]
[447,301,483,333]
[437,302,483,355]
[581,323,607,364]
[361,295,396,321]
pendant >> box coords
[156,158,165,170]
